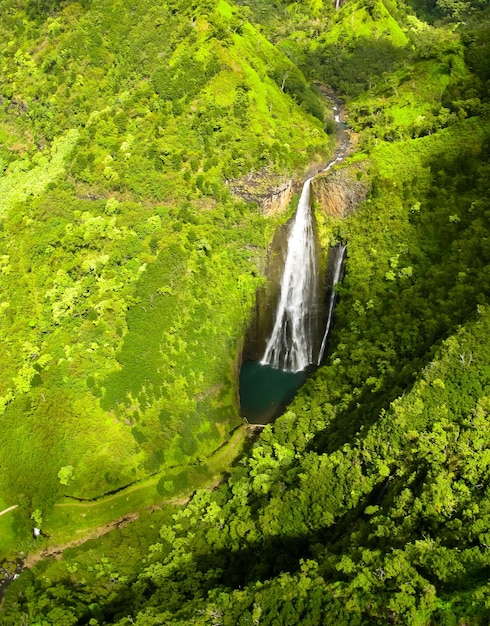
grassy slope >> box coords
[0,0,332,557]
[33,425,247,550]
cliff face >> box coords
[311,166,368,217]
[259,180,294,216]
[229,169,295,216]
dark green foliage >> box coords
[152,56,221,102]
[403,0,489,21]
[270,65,326,120]
[309,38,410,97]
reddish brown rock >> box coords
[311,166,368,217]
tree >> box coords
[58,465,74,486]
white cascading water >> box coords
[317,243,346,365]
[260,101,348,373]
[261,178,318,372]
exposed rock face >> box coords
[228,168,296,216]
[241,220,290,361]
[311,166,368,217]
[260,180,294,216]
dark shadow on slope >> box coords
[91,453,490,624]
[308,139,490,455]
[306,37,410,98]
[80,483,386,624]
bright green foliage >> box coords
[321,0,409,47]
[3,0,490,623]
[57,466,74,486]
[0,0,332,553]
[0,129,78,218]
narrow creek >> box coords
[239,97,351,425]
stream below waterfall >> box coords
[239,96,351,425]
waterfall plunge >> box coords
[260,180,346,373]
[261,178,319,373]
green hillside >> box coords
[2,0,490,622]
[0,0,331,551]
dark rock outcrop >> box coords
[228,168,295,216]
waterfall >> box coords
[260,178,319,373]
[259,175,346,374]
[259,97,349,374]
[317,243,346,365]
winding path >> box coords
[0,506,17,518]
[8,426,247,572]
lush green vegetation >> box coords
[0,0,331,556]
[2,0,490,623]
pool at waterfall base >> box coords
[239,361,308,424]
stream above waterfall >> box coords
[239,95,350,425]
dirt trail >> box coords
[23,512,140,569]
[21,426,247,570]
[0,506,17,518]
[22,488,219,570]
